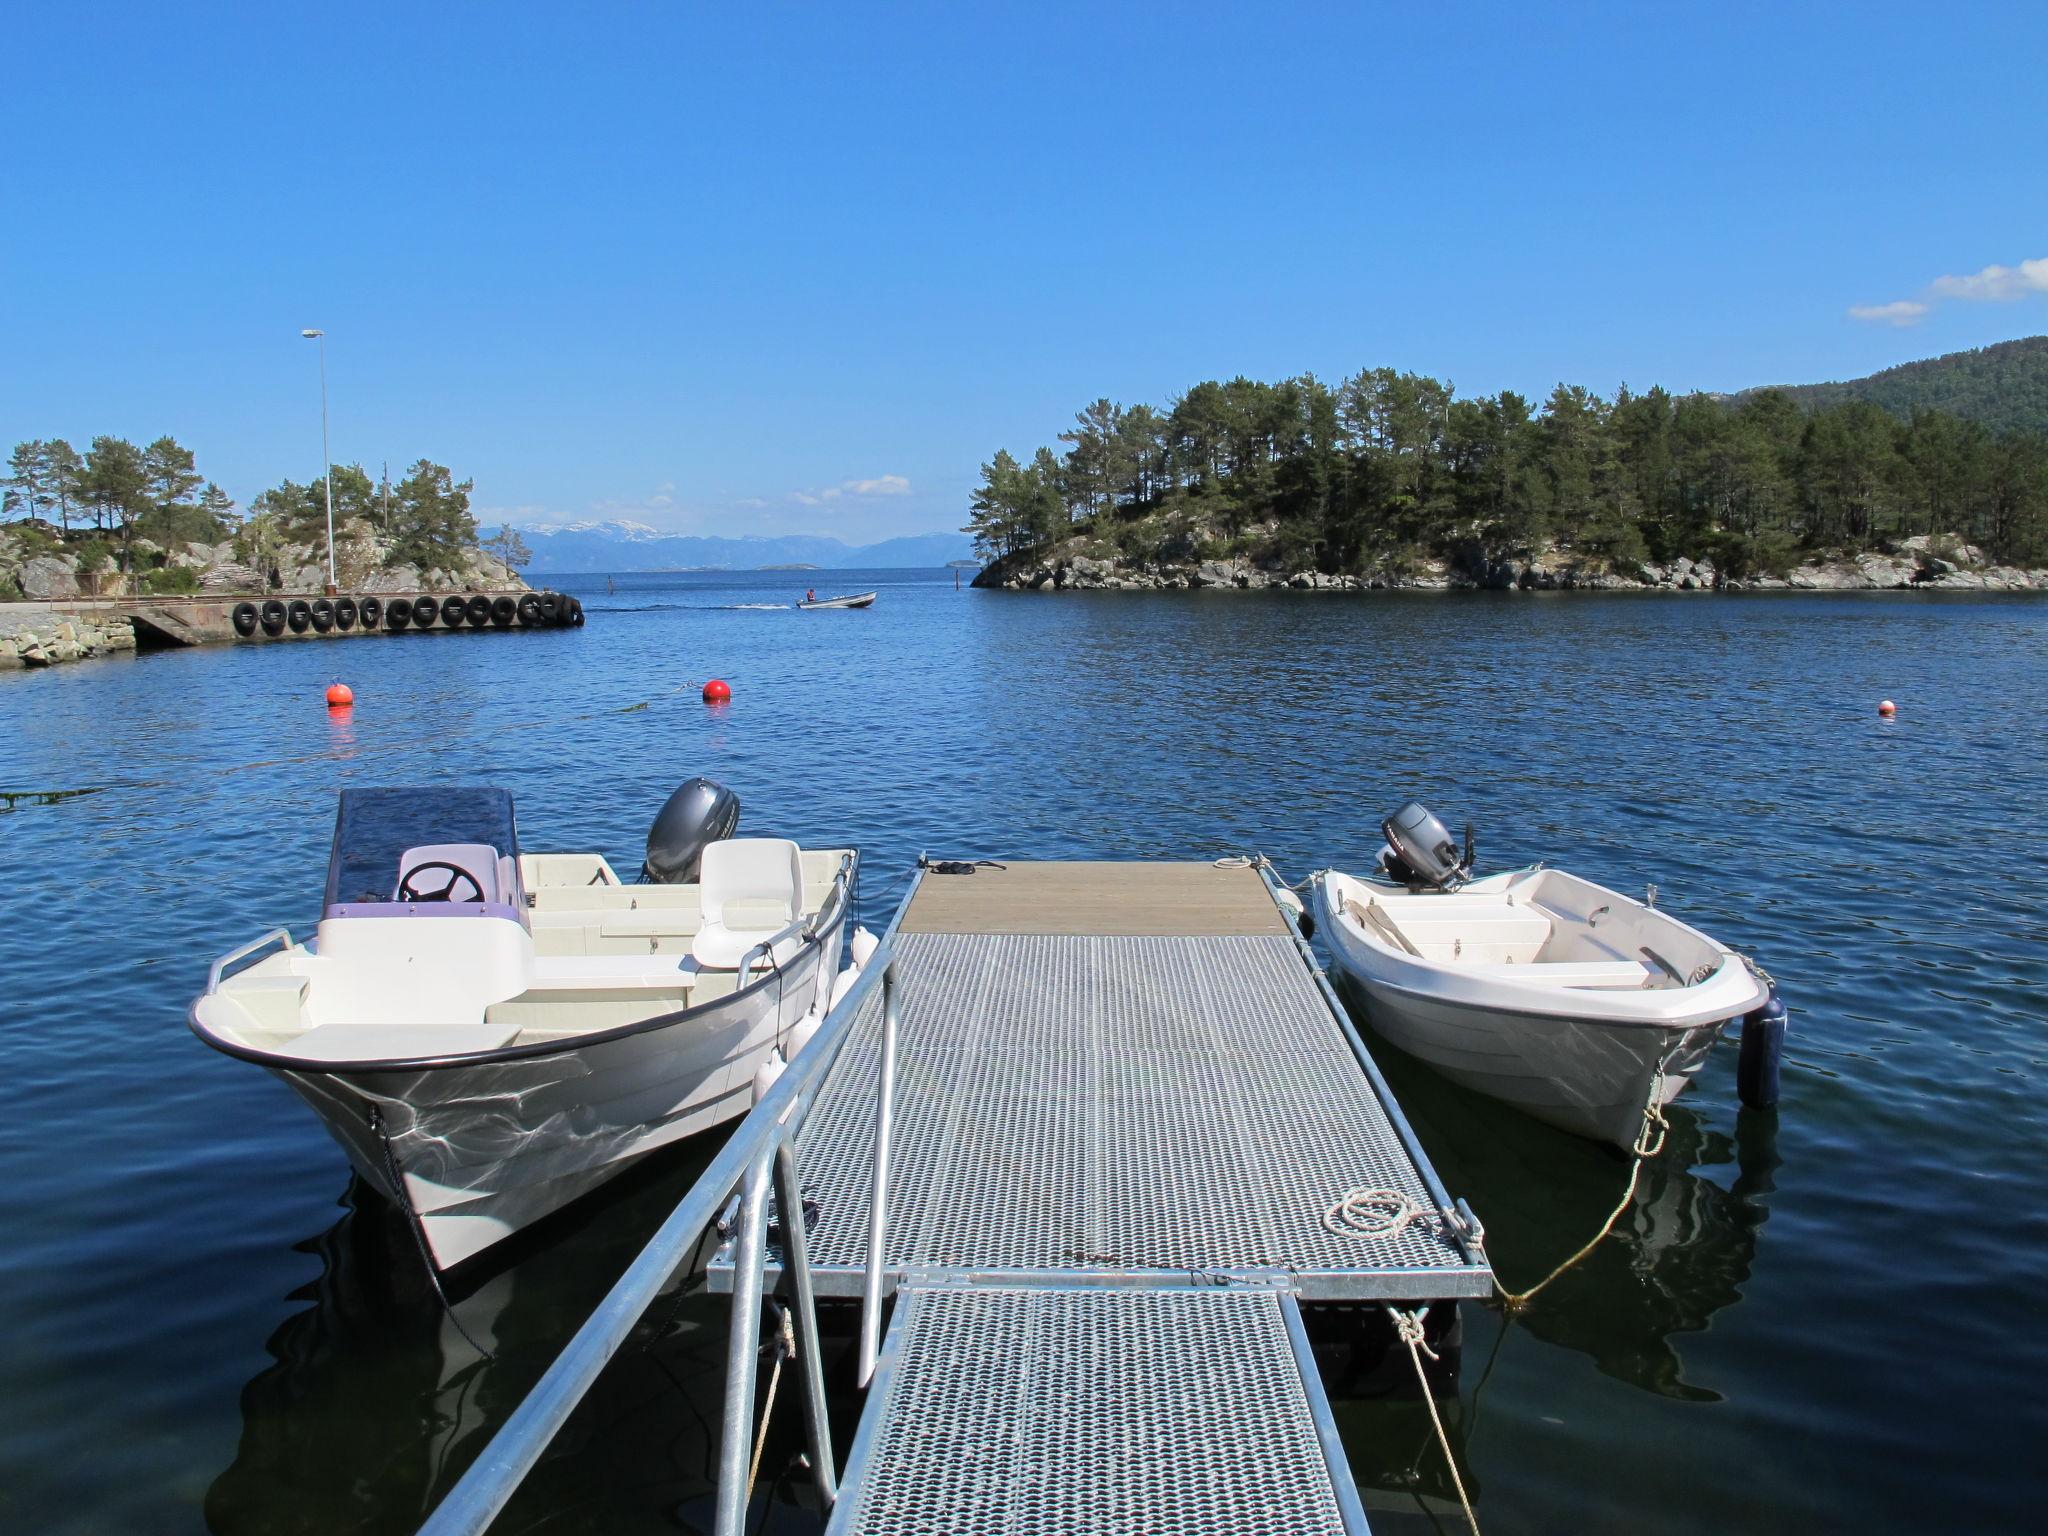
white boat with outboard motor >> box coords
[796,590,876,610]
[190,778,873,1270]
[1311,803,1784,1149]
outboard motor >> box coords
[642,777,740,883]
[1380,801,1474,890]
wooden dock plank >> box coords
[901,859,1289,937]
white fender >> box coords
[751,1050,787,1107]
[850,925,880,969]
[788,1013,821,1060]
[830,964,862,1011]
[1273,887,1305,919]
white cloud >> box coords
[788,473,912,508]
[846,473,912,496]
[1930,256,2048,302]
[1847,300,1930,327]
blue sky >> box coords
[4,2,2045,544]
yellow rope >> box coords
[1388,1307,1480,1536]
[1490,1084,1670,1312]
[744,1305,796,1504]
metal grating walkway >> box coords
[829,1283,1366,1536]
[728,930,1489,1297]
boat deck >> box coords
[714,858,1489,1536]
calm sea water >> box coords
[1,570,2043,1534]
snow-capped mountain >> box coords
[496,520,976,573]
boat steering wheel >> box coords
[398,861,487,904]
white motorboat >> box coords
[190,780,865,1270]
[796,590,876,609]
[1312,803,1775,1150]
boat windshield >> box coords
[322,787,524,917]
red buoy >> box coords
[702,678,731,704]
[326,681,354,708]
[1878,699,1897,718]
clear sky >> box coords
[5,2,2045,544]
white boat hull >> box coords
[274,921,843,1269]
[1336,975,1723,1147]
[1313,867,1765,1150]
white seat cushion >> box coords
[691,838,805,970]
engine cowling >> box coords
[643,777,740,883]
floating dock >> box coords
[717,860,1491,1535]
[417,859,1490,1536]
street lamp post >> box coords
[300,328,337,592]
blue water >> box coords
[1,570,2043,1532]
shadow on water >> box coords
[1331,974,1781,1403]
[204,1125,860,1536]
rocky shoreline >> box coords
[978,533,2048,595]
[2,610,139,668]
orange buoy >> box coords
[326,681,354,708]
[702,678,731,703]
[1878,699,1897,718]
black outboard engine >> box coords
[1380,801,1475,890]
[643,777,740,883]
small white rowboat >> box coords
[1312,804,1774,1149]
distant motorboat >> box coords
[190,781,862,1270]
[796,590,876,610]
[1312,803,1774,1149]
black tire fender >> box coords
[359,596,382,629]
[286,599,313,634]
[231,602,259,637]
[259,599,288,636]
[309,598,334,633]
[334,597,358,631]
[440,595,466,627]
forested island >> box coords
[966,339,2048,593]
[0,435,526,601]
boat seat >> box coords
[1461,960,1652,989]
[692,838,806,970]
[284,1021,521,1063]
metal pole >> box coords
[715,1150,775,1536]
[857,961,900,1386]
[318,334,336,591]
[775,1140,839,1507]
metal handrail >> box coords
[206,927,293,993]
[737,852,856,982]
[416,873,917,1536]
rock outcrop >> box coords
[975,528,2048,596]
[0,613,139,669]
[0,522,521,603]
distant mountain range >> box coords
[497,521,976,573]
[1737,335,2048,435]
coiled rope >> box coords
[1322,1186,1424,1239]
[1387,1306,1481,1536]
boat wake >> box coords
[718,602,791,611]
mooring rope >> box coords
[1488,1058,1674,1311]
[1387,1306,1481,1536]
[1322,1186,1424,1240]
[744,1304,796,1505]
[368,1103,496,1360]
